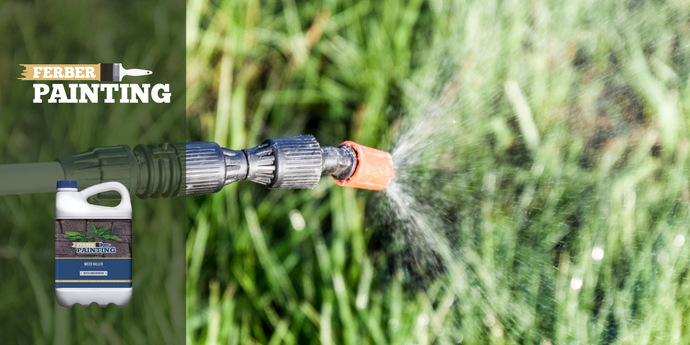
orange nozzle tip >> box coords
[332,141,395,191]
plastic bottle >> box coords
[55,181,132,307]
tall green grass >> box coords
[186,0,690,344]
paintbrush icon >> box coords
[100,63,152,82]
[19,63,153,81]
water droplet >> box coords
[674,234,685,247]
[657,251,669,264]
[591,247,604,261]
[484,314,496,327]
[418,314,430,326]
[388,319,399,330]
[289,210,306,231]
[531,164,544,176]
[623,190,636,208]
[570,277,583,290]
[356,293,367,309]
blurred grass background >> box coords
[0,0,185,344]
[185,0,690,344]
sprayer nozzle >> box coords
[332,141,395,191]
[183,135,395,195]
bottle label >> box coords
[55,219,132,288]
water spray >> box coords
[0,135,395,198]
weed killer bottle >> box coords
[55,181,132,307]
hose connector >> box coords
[247,135,322,189]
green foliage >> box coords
[61,229,93,242]
[187,0,690,344]
[62,225,121,242]
[90,225,120,241]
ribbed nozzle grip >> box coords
[265,135,322,189]
[185,142,225,196]
[185,142,248,196]
[58,143,188,199]
[133,143,186,198]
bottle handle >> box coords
[80,182,131,209]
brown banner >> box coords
[19,64,100,80]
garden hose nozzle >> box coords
[332,141,396,191]
[0,135,394,199]
[186,135,395,195]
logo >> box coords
[19,63,170,104]
[72,242,116,254]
